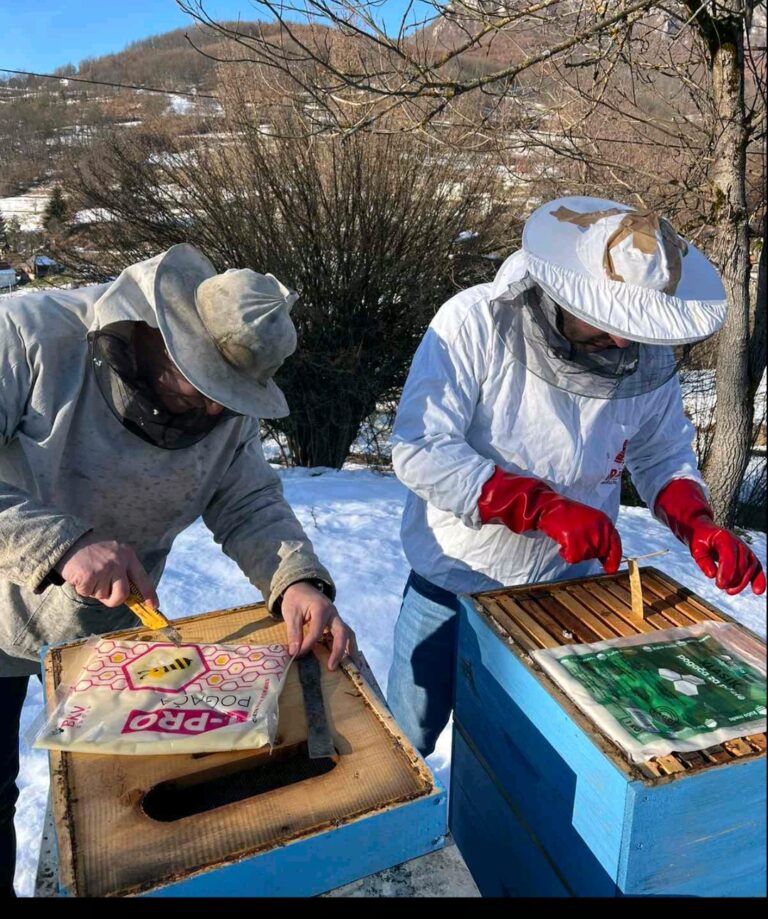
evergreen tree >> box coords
[43,186,68,230]
[4,217,22,254]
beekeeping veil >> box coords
[87,244,298,448]
[489,196,728,399]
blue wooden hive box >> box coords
[451,567,766,897]
[40,602,447,897]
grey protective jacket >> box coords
[0,262,333,677]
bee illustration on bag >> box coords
[137,657,193,680]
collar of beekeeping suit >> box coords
[491,196,727,345]
[91,243,298,419]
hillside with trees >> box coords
[1,1,764,527]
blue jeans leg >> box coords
[386,571,460,758]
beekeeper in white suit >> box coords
[0,244,355,896]
[389,196,765,757]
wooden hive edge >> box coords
[43,604,441,897]
[464,571,767,786]
[123,650,440,898]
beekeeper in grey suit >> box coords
[0,243,355,896]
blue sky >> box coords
[0,1,423,76]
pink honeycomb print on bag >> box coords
[71,639,290,695]
[35,638,293,756]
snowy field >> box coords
[0,187,51,232]
[681,369,767,432]
[13,465,767,896]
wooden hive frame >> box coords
[42,601,443,897]
[469,566,766,781]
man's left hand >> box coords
[688,522,765,596]
[281,581,358,670]
[655,478,765,596]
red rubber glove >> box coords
[655,478,765,596]
[478,466,622,574]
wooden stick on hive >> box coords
[622,550,669,622]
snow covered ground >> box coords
[166,94,195,116]
[12,466,767,896]
[0,187,52,232]
[72,207,117,225]
[681,368,767,431]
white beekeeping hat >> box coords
[516,196,727,345]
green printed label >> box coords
[558,633,767,745]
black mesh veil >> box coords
[88,330,236,449]
[492,285,690,400]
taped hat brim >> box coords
[518,196,727,345]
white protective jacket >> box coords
[392,256,703,596]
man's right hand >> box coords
[478,466,622,574]
[536,497,623,574]
[55,535,158,609]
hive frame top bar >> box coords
[467,567,766,781]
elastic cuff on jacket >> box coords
[462,461,497,530]
[28,525,94,594]
[268,567,336,617]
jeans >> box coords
[386,571,461,757]
[1,676,29,898]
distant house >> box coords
[0,260,17,290]
[32,254,63,279]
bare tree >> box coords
[176,1,766,526]
[176,1,664,137]
[505,4,767,528]
[63,96,513,468]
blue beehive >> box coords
[41,601,447,897]
[451,568,766,897]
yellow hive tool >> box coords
[125,581,183,646]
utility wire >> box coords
[0,67,218,100]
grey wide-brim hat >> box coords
[152,243,298,419]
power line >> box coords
[0,68,218,100]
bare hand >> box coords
[280,581,358,670]
[55,535,158,609]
